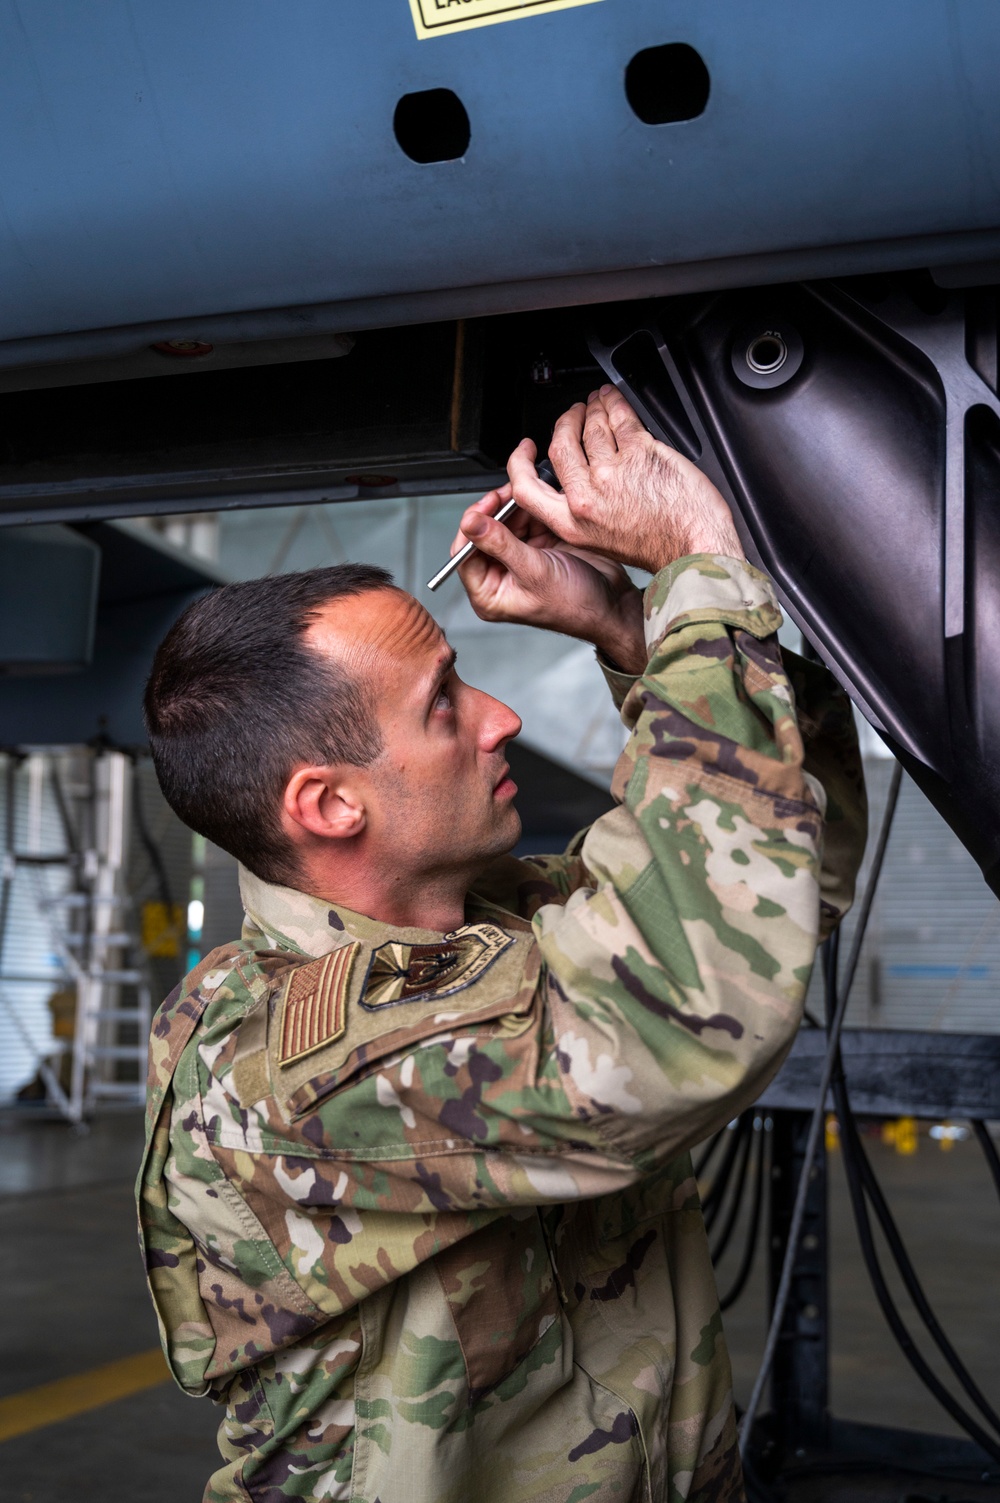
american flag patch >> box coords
[278,943,360,1066]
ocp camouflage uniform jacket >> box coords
[137,555,866,1503]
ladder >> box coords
[0,749,152,1126]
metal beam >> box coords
[759,1029,1000,1121]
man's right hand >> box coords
[506,386,744,575]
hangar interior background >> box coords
[3,499,1000,1110]
[2,494,999,1503]
[1,0,1000,1498]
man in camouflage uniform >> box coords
[138,387,865,1502]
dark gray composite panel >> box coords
[759,1029,1000,1120]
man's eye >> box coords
[435,687,453,712]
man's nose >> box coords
[474,689,521,751]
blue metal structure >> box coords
[0,521,220,744]
[0,0,997,367]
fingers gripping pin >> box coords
[426,459,559,591]
[426,497,518,592]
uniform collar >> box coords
[238,865,448,958]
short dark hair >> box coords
[144,563,394,886]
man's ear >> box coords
[282,766,366,842]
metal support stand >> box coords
[767,1109,830,1455]
[746,1032,1000,1492]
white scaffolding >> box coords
[0,749,152,1125]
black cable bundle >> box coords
[702,1111,753,1233]
[719,1122,767,1313]
[697,1104,769,1310]
[823,934,1000,1466]
[697,1111,769,1324]
[710,1120,756,1261]
[693,1125,725,1180]
[735,752,1000,1495]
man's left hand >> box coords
[450,485,646,674]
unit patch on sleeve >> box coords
[278,943,361,1065]
[361,922,514,1010]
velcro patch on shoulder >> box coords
[278,943,361,1066]
[361,922,514,1010]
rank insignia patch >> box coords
[361,923,514,1011]
[278,943,360,1065]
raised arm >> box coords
[529,550,822,1160]
[446,389,838,1159]
[188,394,860,1254]
[458,390,865,932]
[261,396,835,1178]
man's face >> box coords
[306,587,523,885]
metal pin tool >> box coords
[426,459,558,591]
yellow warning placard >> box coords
[409,0,604,40]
